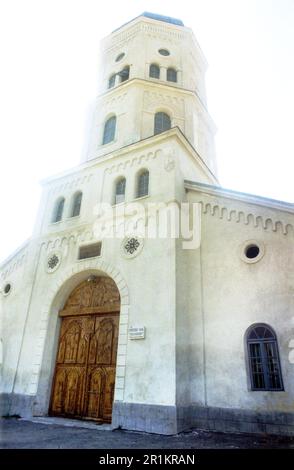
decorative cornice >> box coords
[42,128,218,186]
[102,18,188,53]
[185,181,294,236]
[48,173,93,195]
[0,241,29,280]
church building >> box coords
[1,12,293,436]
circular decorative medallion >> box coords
[122,237,144,259]
[46,252,61,273]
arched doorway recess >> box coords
[49,276,120,422]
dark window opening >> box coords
[108,74,116,88]
[154,112,171,135]
[245,244,260,259]
[71,192,82,217]
[149,64,160,79]
[158,49,170,56]
[167,68,177,82]
[52,198,65,223]
[103,116,116,145]
[115,52,125,62]
[137,170,149,198]
[4,283,11,294]
[118,66,130,82]
[115,177,126,204]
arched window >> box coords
[154,112,171,135]
[103,116,116,145]
[70,191,82,217]
[149,64,160,79]
[246,324,283,391]
[114,177,126,204]
[118,66,130,83]
[167,68,177,83]
[52,197,65,223]
[136,170,149,198]
[108,74,116,89]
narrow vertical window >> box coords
[137,170,149,198]
[52,197,65,223]
[108,74,116,89]
[70,192,82,217]
[103,116,116,145]
[167,68,177,83]
[149,64,160,79]
[154,112,171,135]
[119,66,130,83]
[114,177,126,204]
[246,324,283,391]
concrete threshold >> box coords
[19,417,113,431]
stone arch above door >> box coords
[31,258,130,416]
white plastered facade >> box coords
[1,14,293,435]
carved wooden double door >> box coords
[50,278,120,422]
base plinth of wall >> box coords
[0,393,34,418]
[2,395,294,436]
[112,402,294,436]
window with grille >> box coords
[137,170,149,198]
[246,324,283,391]
[108,74,116,88]
[103,116,116,145]
[149,64,160,79]
[154,112,171,135]
[114,177,126,204]
[70,192,82,217]
[78,242,102,260]
[52,197,65,223]
[167,68,177,82]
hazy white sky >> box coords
[0,0,293,262]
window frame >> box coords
[114,176,126,205]
[70,191,82,218]
[246,323,284,392]
[108,74,116,89]
[102,115,116,145]
[118,65,130,83]
[154,111,171,135]
[52,197,65,223]
[167,67,177,83]
[136,169,149,199]
[149,64,160,79]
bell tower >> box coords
[85,12,217,178]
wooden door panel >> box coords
[102,367,116,421]
[50,310,119,422]
[84,367,104,419]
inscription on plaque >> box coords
[129,326,145,340]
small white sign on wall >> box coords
[128,326,145,340]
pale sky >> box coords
[0,0,293,263]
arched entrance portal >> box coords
[49,276,120,422]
